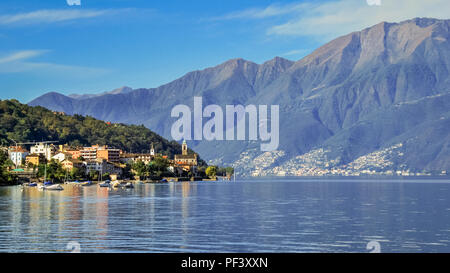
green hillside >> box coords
[0,99,199,160]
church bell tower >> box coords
[150,143,155,156]
[182,140,188,155]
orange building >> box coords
[61,159,83,171]
[65,149,81,160]
[97,148,120,163]
[26,154,45,166]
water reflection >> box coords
[0,179,449,252]
[95,187,109,241]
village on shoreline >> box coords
[1,139,234,186]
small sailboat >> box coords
[124,182,134,189]
[110,181,134,189]
[44,184,64,191]
[81,181,93,186]
[38,181,53,190]
[111,181,121,188]
[99,180,111,188]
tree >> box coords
[122,163,132,179]
[70,167,84,180]
[146,163,157,177]
[37,160,66,182]
[152,156,170,172]
[206,166,217,178]
[225,167,234,176]
[197,166,207,178]
[132,160,146,178]
[102,172,110,181]
[0,150,17,185]
[89,170,99,181]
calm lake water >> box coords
[1,178,450,253]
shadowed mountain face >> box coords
[29,18,450,175]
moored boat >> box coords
[66,180,82,185]
[111,181,134,189]
[44,184,64,191]
[99,180,111,187]
[111,181,121,188]
[81,181,93,186]
[124,182,134,188]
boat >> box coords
[27,183,38,187]
[111,181,121,188]
[99,180,111,188]
[110,181,134,189]
[66,180,82,185]
[44,184,64,191]
[81,181,93,186]
[44,181,53,185]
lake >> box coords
[1,178,450,253]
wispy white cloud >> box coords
[0,50,109,76]
[214,0,450,40]
[0,61,110,75]
[210,3,310,21]
[67,0,81,6]
[0,50,48,64]
[0,9,114,25]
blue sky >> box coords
[0,0,448,103]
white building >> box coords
[52,152,71,162]
[83,160,105,174]
[83,159,122,176]
[8,147,28,167]
[30,143,56,161]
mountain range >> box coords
[29,17,450,176]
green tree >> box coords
[70,167,84,180]
[0,150,17,185]
[89,170,99,181]
[121,163,132,179]
[225,167,234,176]
[102,172,110,181]
[132,160,146,178]
[206,166,217,178]
[146,162,157,177]
[153,156,170,172]
[37,160,66,182]
[197,166,207,178]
